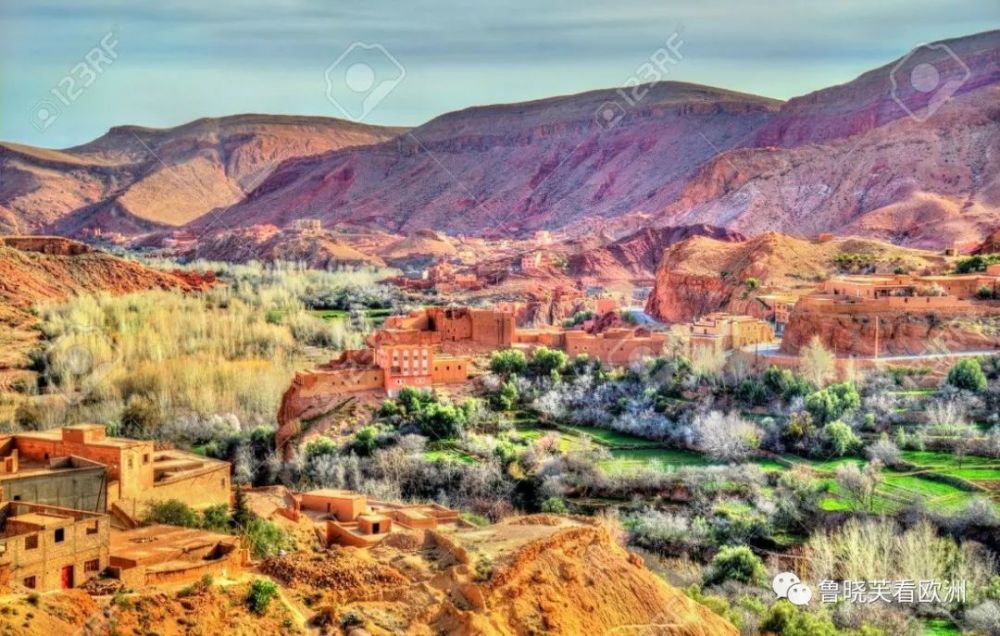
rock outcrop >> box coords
[645,233,947,323]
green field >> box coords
[422,448,477,464]
[921,618,962,636]
[599,448,719,475]
[559,425,665,448]
[311,307,394,325]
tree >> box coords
[693,411,762,462]
[417,401,467,439]
[353,426,379,456]
[493,380,519,411]
[540,497,568,514]
[805,382,860,425]
[232,486,254,529]
[834,459,883,512]
[947,358,988,393]
[866,434,900,466]
[530,346,568,377]
[200,504,231,532]
[490,349,527,377]
[823,421,860,456]
[799,336,835,388]
[703,545,767,587]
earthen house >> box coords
[289,489,462,548]
[2,425,231,524]
[666,313,776,357]
[0,502,109,592]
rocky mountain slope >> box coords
[0,115,403,236]
[645,233,947,322]
[190,83,782,237]
[187,225,387,269]
[0,237,208,368]
[192,31,998,248]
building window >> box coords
[221,478,226,489]
[25,535,38,550]
[128,458,134,469]
[143,454,150,464]
[54,528,65,543]
[23,576,36,589]
[85,559,100,573]
[86,521,99,535]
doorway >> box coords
[60,565,74,588]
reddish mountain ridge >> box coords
[664,31,1000,249]
[194,31,998,247]
[189,83,781,236]
[0,115,403,236]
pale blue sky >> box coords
[1,0,996,148]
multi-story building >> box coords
[0,438,107,511]
[666,313,776,357]
[0,501,109,591]
[2,425,231,522]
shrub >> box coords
[947,358,988,393]
[761,601,840,636]
[693,411,762,462]
[824,421,860,456]
[245,579,279,615]
[703,545,767,587]
[241,518,290,559]
[353,426,379,456]
[489,349,527,376]
[492,380,520,411]
[530,346,568,377]
[120,395,162,439]
[416,401,467,440]
[146,499,199,528]
[977,286,995,300]
[200,504,231,532]
[14,402,44,431]
[744,277,760,291]
[799,336,835,387]
[540,497,568,514]
[805,382,860,425]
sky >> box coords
[1,0,996,148]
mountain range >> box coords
[1,30,997,249]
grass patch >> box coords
[598,448,718,475]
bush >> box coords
[416,401,467,440]
[489,349,527,376]
[761,601,841,636]
[120,395,162,439]
[947,358,988,393]
[14,402,44,431]
[146,499,200,527]
[530,346,568,377]
[241,518,290,559]
[824,421,861,456]
[245,579,279,615]
[200,504,231,532]
[353,426,379,456]
[540,497,568,514]
[703,545,767,587]
[805,382,860,425]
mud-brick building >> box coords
[0,438,107,511]
[2,425,231,521]
[0,501,110,591]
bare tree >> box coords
[800,335,836,388]
[693,411,762,462]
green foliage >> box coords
[200,504,232,532]
[562,310,596,328]
[977,286,996,300]
[761,601,841,636]
[833,252,875,273]
[416,401,468,439]
[824,421,861,456]
[240,518,290,559]
[805,382,860,425]
[540,497,568,514]
[353,426,379,456]
[264,308,284,325]
[703,545,767,587]
[955,254,1000,274]
[947,358,987,393]
[530,346,568,377]
[493,380,519,411]
[490,349,528,376]
[145,499,200,528]
[245,579,279,615]
[744,277,760,291]
[304,437,338,459]
[232,486,254,529]
[377,399,401,418]
[763,366,813,401]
